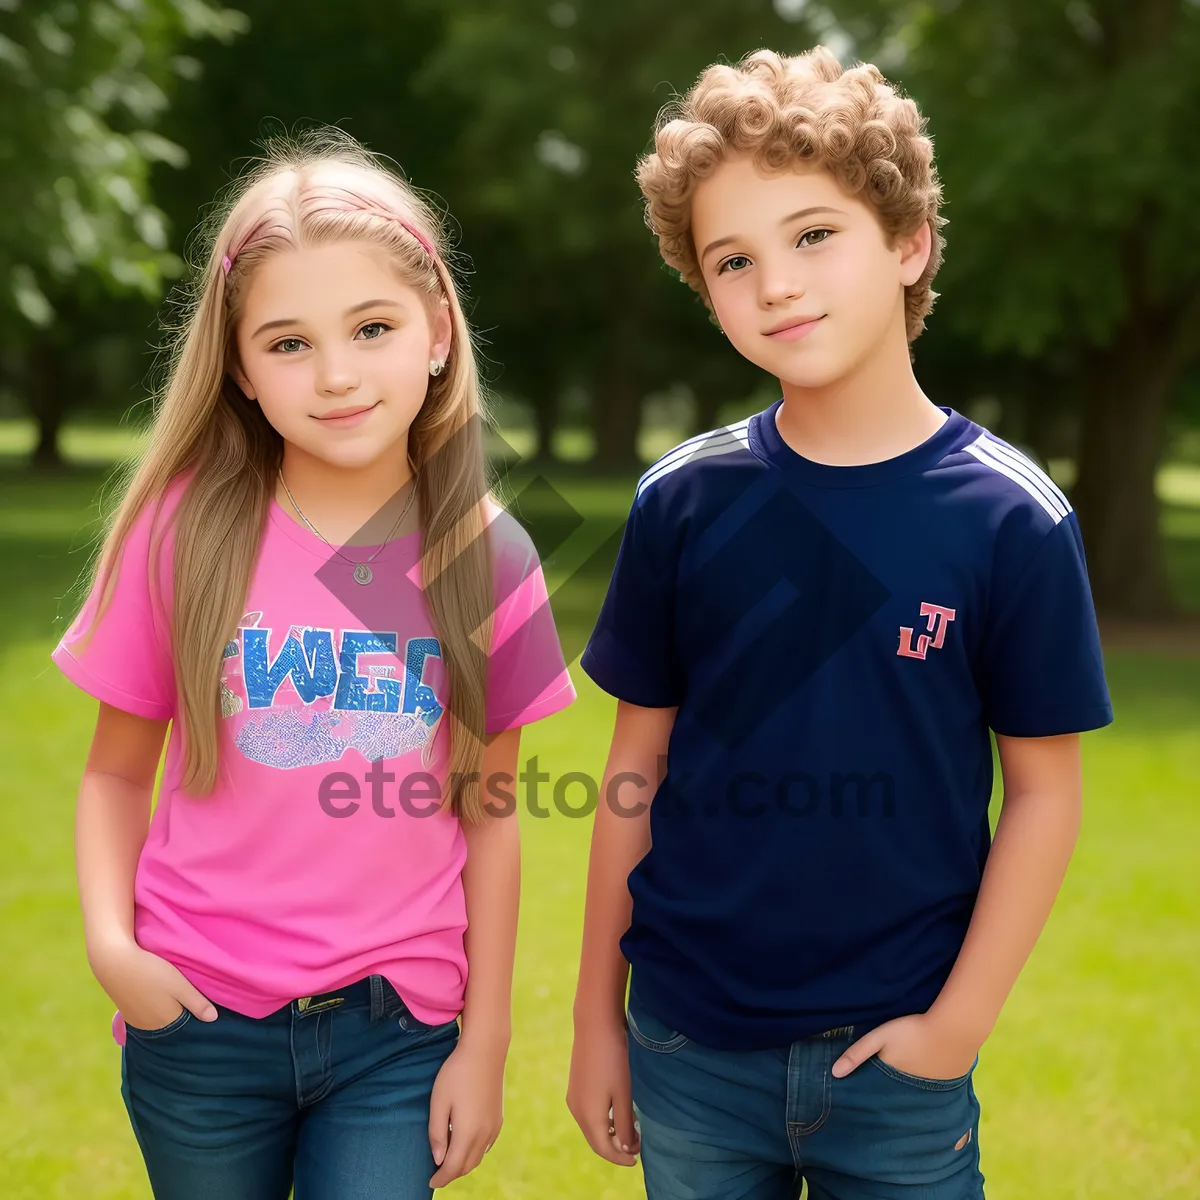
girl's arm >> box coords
[78,703,217,1027]
[428,724,522,1188]
[832,732,1083,1078]
[77,703,164,959]
[458,726,523,1053]
[568,700,677,1166]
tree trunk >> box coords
[691,380,726,437]
[1073,322,1179,616]
[30,342,68,470]
[532,385,557,464]
[591,302,643,473]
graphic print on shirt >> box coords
[896,602,957,660]
[218,612,444,769]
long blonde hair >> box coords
[76,129,495,821]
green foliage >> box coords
[835,0,1200,360]
[151,0,453,230]
[0,0,246,335]
[415,0,815,455]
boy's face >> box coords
[691,156,929,389]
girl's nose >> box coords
[316,353,360,396]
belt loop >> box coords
[370,974,385,1024]
[383,977,405,1020]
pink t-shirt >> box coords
[53,476,575,1044]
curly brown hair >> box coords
[636,46,945,342]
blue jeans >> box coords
[120,975,459,1199]
[627,978,985,1200]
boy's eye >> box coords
[357,321,391,340]
[798,229,833,247]
[718,255,752,275]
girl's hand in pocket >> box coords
[89,937,218,1032]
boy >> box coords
[567,46,1112,1200]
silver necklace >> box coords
[278,472,419,586]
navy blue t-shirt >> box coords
[580,400,1113,1051]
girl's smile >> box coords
[315,400,381,427]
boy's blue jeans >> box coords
[119,974,459,1199]
[627,977,985,1200]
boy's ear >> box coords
[897,220,933,287]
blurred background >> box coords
[1,1,1197,1197]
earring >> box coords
[429,360,444,377]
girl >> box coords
[52,130,576,1199]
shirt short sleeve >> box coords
[978,512,1113,738]
[51,490,178,720]
[485,512,576,734]
[579,497,682,708]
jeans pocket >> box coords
[123,1007,193,1041]
[625,987,689,1054]
[867,1053,977,1091]
[396,1003,460,1042]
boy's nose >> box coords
[759,270,806,307]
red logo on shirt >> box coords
[897,603,957,660]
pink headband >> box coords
[222,211,440,277]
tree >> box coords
[0,0,245,465]
[829,0,1200,614]
[417,0,817,470]
[152,0,455,238]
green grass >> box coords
[1,435,1198,1198]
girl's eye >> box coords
[718,255,752,275]
[357,321,392,340]
[274,337,307,354]
[798,228,833,248]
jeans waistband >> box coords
[292,975,408,1024]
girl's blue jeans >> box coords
[627,975,986,1200]
[119,974,459,1199]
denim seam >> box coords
[785,1038,832,1144]
[120,1046,150,1158]
[290,1009,304,1109]
[625,1006,689,1054]
[399,1020,460,1049]
[317,1011,333,1102]
[867,1055,973,1091]
[124,1008,193,1041]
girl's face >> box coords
[691,156,929,389]
[232,241,452,472]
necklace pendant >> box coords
[353,563,373,586]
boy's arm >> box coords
[833,732,1082,1079]
[927,733,1082,1045]
[575,700,675,1023]
[568,700,676,1164]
